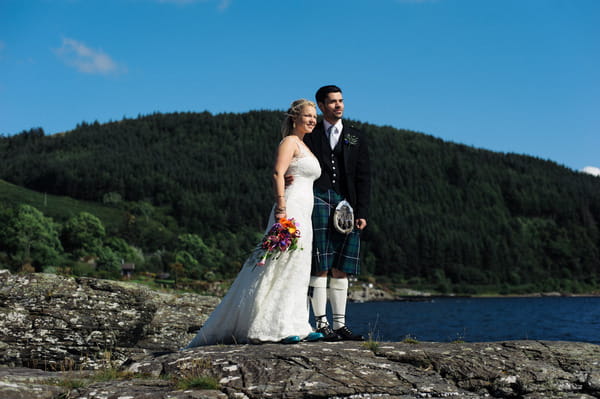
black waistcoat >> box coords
[313,130,349,198]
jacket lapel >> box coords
[315,122,328,158]
[341,126,355,172]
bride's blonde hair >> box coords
[281,99,316,138]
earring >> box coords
[293,122,296,129]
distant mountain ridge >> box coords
[1,111,599,293]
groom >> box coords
[303,85,371,341]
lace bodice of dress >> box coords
[282,141,321,215]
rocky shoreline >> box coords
[2,340,599,398]
[1,270,599,398]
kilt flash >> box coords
[312,189,361,275]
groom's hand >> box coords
[356,218,367,230]
[284,174,294,187]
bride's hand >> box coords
[275,204,286,220]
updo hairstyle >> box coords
[281,99,316,138]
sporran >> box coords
[333,200,354,234]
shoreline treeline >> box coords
[1,111,599,294]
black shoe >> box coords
[316,325,341,341]
[334,326,365,341]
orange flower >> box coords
[280,218,294,228]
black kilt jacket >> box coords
[304,121,371,221]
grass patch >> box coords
[43,352,150,393]
[172,357,220,391]
[362,315,381,352]
[362,338,380,352]
[176,375,220,390]
[402,335,420,344]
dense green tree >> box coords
[61,212,106,257]
[95,247,122,279]
[174,250,202,279]
[0,204,63,271]
[174,233,226,278]
[104,236,143,265]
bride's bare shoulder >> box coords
[279,135,303,154]
[279,135,301,145]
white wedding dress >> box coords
[186,143,321,346]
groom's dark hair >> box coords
[315,85,342,104]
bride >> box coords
[185,99,323,346]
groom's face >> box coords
[319,92,344,124]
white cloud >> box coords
[581,166,600,177]
[54,37,126,75]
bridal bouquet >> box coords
[255,217,301,267]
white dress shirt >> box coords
[323,120,343,149]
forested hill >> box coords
[2,111,600,293]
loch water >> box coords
[345,296,600,344]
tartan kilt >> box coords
[312,189,361,275]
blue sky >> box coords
[1,0,599,173]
